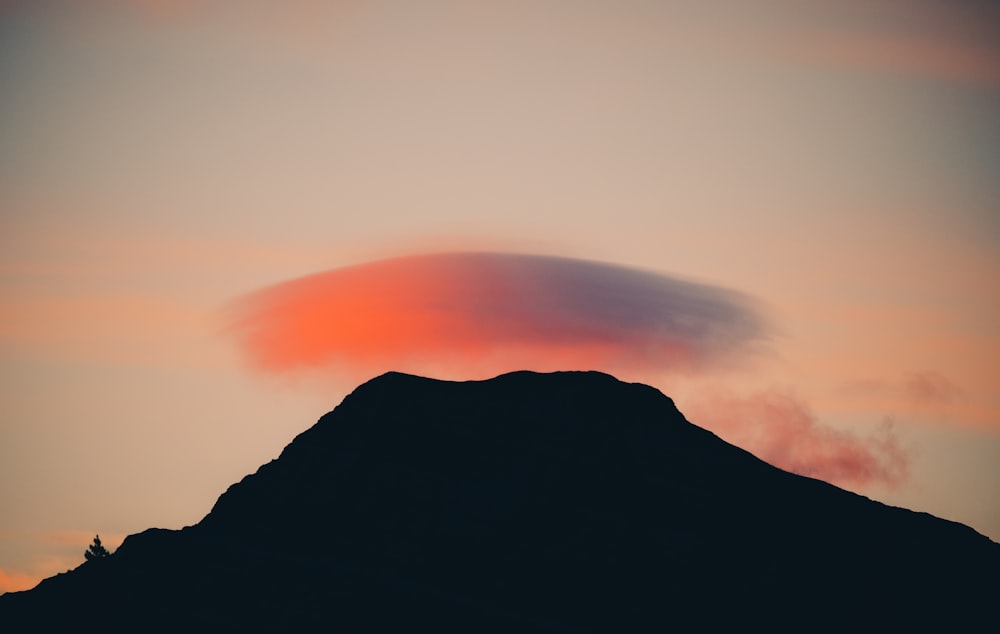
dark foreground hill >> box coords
[3,371,997,632]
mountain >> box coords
[2,371,996,632]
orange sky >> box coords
[1,0,998,592]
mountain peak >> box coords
[3,371,996,632]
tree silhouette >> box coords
[84,534,111,561]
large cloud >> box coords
[225,252,767,380]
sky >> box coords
[1,0,998,593]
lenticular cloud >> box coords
[225,252,767,379]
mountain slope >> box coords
[3,371,996,632]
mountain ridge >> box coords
[3,370,996,632]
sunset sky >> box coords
[2,0,999,593]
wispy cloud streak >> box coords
[686,390,908,489]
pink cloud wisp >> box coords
[687,390,908,489]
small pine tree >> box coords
[84,534,111,561]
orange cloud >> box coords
[225,252,767,380]
[685,390,908,489]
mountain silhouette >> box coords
[2,371,996,632]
